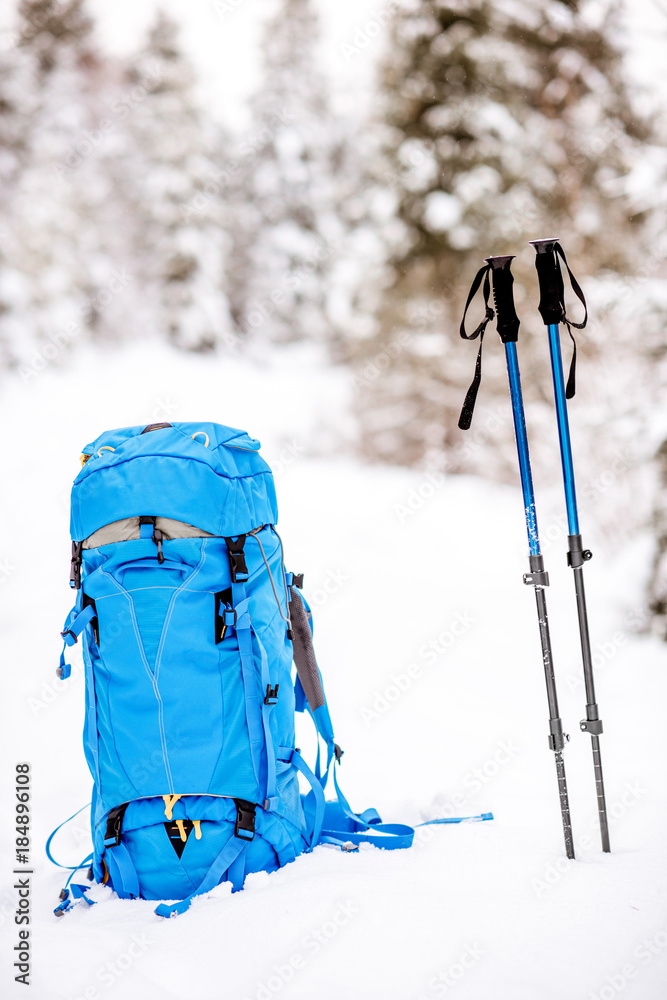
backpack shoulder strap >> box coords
[288,580,338,757]
[287,577,415,850]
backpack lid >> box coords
[70,422,278,541]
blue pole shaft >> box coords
[503,339,574,859]
[504,341,541,556]
[547,323,579,535]
[545,323,610,852]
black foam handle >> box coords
[530,239,565,326]
[484,255,520,343]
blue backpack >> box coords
[49,421,435,918]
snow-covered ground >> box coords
[1,341,666,1000]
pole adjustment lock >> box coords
[580,719,603,735]
[548,731,569,752]
[568,549,593,566]
[548,719,569,752]
[523,570,549,587]
[567,534,593,568]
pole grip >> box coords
[530,238,565,326]
[484,255,519,343]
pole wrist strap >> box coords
[457,263,494,431]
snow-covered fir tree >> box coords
[120,11,233,352]
[352,0,650,478]
[227,0,356,349]
[0,2,233,370]
[18,0,93,71]
[1,0,141,376]
[0,32,35,368]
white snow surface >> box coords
[1,341,666,1000]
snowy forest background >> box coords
[2,0,667,632]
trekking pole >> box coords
[529,238,610,853]
[457,254,575,860]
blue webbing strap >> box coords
[320,808,415,850]
[52,851,95,915]
[61,604,95,646]
[328,767,493,844]
[325,773,416,850]
[104,842,140,899]
[155,833,249,918]
[46,802,92,869]
[57,647,72,680]
[332,765,358,823]
[357,807,382,825]
[293,609,494,852]
[58,604,95,680]
[251,627,278,810]
[69,881,95,906]
[289,749,326,849]
[230,595,264,789]
[59,592,101,785]
[295,703,415,852]
[230,580,279,811]
[294,674,306,713]
[64,854,94,887]
[417,813,494,826]
[292,626,414,850]
[318,835,358,850]
[227,849,247,893]
[81,635,102,787]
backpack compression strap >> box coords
[154,832,249,918]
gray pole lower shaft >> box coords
[572,561,610,852]
[534,582,575,860]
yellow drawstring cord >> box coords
[163,797,202,841]
[162,794,183,821]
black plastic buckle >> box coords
[264,684,280,705]
[292,573,304,589]
[60,628,77,644]
[233,799,256,841]
[334,743,343,763]
[104,803,128,847]
[70,541,83,590]
[225,535,249,583]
